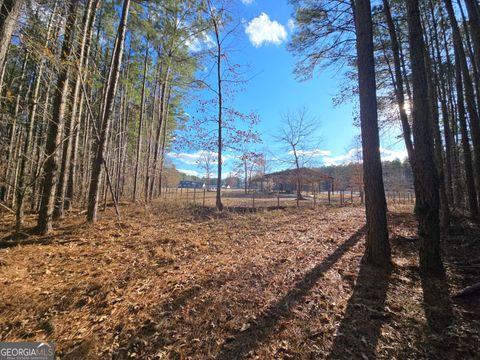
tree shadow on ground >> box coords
[421,269,454,330]
[419,267,457,357]
[214,225,366,360]
[327,257,392,359]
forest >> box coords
[0,0,480,358]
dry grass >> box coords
[0,202,479,359]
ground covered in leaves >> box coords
[0,203,479,359]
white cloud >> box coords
[245,13,287,47]
[178,169,199,177]
[380,147,408,162]
[289,149,331,157]
[323,148,361,166]
[241,0,254,4]
[321,147,407,166]
[168,150,232,165]
[185,33,215,52]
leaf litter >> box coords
[0,203,479,359]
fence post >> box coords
[277,194,280,208]
[252,192,255,209]
[194,187,196,204]
[313,188,316,207]
[328,189,331,205]
[203,188,206,209]
[186,188,189,204]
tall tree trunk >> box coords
[455,48,479,218]
[445,0,480,203]
[144,65,160,203]
[463,0,480,108]
[158,86,172,194]
[15,3,57,230]
[55,0,99,219]
[354,0,391,267]
[133,45,149,202]
[382,0,415,165]
[428,0,454,206]
[0,0,24,76]
[422,20,450,227]
[149,67,169,201]
[407,0,443,274]
[213,16,223,211]
[87,0,130,222]
[36,1,77,234]
[65,0,99,211]
[4,51,28,204]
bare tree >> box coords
[207,0,226,211]
[236,151,261,194]
[274,108,319,200]
[350,135,364,202]
[197,150,216,187]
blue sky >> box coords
[169,0,407,178]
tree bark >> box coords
[158,86,172,194]
[445,0,480,204]
[0,0,24,73]
[37,1,77,234]
[87,0,130,222]
[149,68,169,201]
[213,15,223,211]
[15,3,57,230]
[65,0,100,211]
[133,45,149,202]
[407,0,443,274]
[423,27,450,227]
[55,0,99,219]
[454,48,479,218]
[354,0,391,267]
[382,0,415,166]
[4,51,27,205]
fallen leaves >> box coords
[0,204,478,359]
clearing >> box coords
[0,204,479,359]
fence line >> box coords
[154,188,415,211]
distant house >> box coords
[178,180,204,189]
[252,168,334,193]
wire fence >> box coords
[156,188,415,211]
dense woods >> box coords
[1,0,205,231]
[1,0,480,357]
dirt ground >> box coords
[0,202,479,359]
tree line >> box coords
[0,0,244,233]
